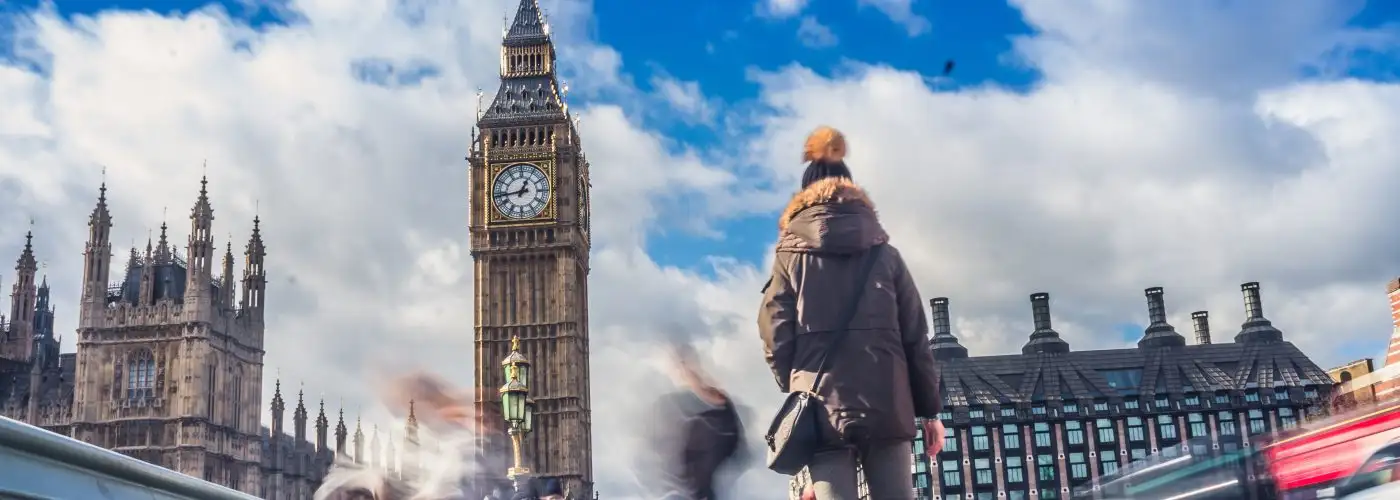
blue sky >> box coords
[15,0,1398,276]
[6,0,1400,492]
[6,0,1044,272]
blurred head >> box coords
[381,372,475,431]
[667,341,704,386]
[800,126,852,189]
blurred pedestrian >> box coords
[758,126,945,500]
[638,342,749,500]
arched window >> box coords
[126,351,155,400]
[230,367,243,431]
[207,363,217,419]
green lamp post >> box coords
[500,335,536,492]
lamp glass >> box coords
[523,400,535,433]
[519,360,531,389]
[501,388,525,424]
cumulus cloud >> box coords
[797,16,838,49]
[757,0,810,19]
[857,0,929,36]
[3,0,1400,498]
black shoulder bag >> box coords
[764,244,885,475]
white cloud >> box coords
[740,0,1400,366]
[797,16,838,48]
[4,0,1400,498]
[0,0,762,496]
[649,73,716,125]
[758,0,810,19]
[858,0,930,36]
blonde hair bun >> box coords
[802,126,847,163]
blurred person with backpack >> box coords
[638,343,750,500]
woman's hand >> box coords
[926,419,946,458]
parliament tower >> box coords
[468,0,593,497]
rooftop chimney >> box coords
[1031,293,1052,331]
[1191,311,1211,345]
[1243,282,1264,320]
[1234,282,1283,343]
[1138,287,1185,349]
[1022,292,1070,355]
[931,297,952,337]
[929,297,968,360]
[1146,287,1167,324]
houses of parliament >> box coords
[0,178,424,498]
[0,0,596,497]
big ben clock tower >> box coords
[468,0,593,497]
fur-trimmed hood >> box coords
[776,177,888,254]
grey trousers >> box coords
[807,441,914,500]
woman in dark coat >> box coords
[758,126,945,500]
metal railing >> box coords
[0,416,259,500]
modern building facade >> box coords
[468,0,595,497]
[915,284,1334,500]
[0,181,420,499]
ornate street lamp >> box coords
[500,336,535,492]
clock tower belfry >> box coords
[468,0,593,497]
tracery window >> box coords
[126,350,156,400]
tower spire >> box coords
[271,378,285,436]
[482,0,564,125]
[294,384,308,443]
[503,0,550,45]
[8,228,39,360]
[334,405,348,457]
[315,397,330,454]
[241,215,266,319]
[353,415,365,464]
[185,175,216,319]
[81,179,113,320]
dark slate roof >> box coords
[937,341,1334,406]
[503,0,549,47]
[479,76,566,126]
[116,260,189,305]
[0,355,75,409]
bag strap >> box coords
[806,244,885,392]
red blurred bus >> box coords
[1265,392,1400,497]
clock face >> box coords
[577,179,588,233]
[492,163,552,219]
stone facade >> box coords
[467,1,594,498]
[0,179,423,499]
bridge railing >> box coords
[0,416,260,500]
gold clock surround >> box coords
[486,160,557,226]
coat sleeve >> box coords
[758,255,798,393]
[893,250,942,417]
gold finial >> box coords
[510,335,521,352]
